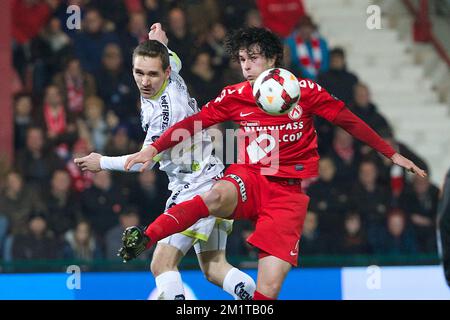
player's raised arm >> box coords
[148,22,182,73]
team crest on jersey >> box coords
[288,105,303,121]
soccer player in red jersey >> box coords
[120,28,427,300]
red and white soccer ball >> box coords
[252,68,301,115]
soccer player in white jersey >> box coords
[74,24,255,300]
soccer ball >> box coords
[252,68,301,115]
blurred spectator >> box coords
[95,43,139,121]
[13,93,34,151]
[256,0,305,38]
[245,8,263,28]
[218,0,256,30]
[37,85,78,154]
[326,128,361,185]
[349,83,391,134]
[89,0,130,31]
[186,51,223,107]
[336,211,371,255]
[63,220,103,264]
[104,124,138,157]
[202,23,229,74]
[119,11,149,69]
[73,7,120,74]
[53,57,97,116]
[42,170,82,238]
[299,211,328,255]
[77,96,111,153]
[12,69,25,95]
[400,176,439,253]
[307,157,349,238]
[285,15,329,80]
[66,138,95,193]
[0,171,45,236]
[166,7,196,70]
[80,171,125,237]
[105,206,144,259]
[15,126,65,190]
[12,212,62,261]
[350,160,391,232]
[186,0,220,37]
[142,0,168,27]
[128,170,168,225]
[317,47,359,105]
[30,16,73,94]
[372,209,418,255]
[12,0,51,81]
[12,0,51,45]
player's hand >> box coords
[148,23,168,46]
[74,152,102,172]
[124,145,158,172]
[391,153,427,178]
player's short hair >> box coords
[132,40,170,71]
[225,27,283,67]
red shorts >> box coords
[221,164,310,266]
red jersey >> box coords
[199,80,344,178]
[152,79,396,179]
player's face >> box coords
[133,55,170,99]
[239,45,276,84]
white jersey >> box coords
[100,48,223,189]
[139,51,223,190]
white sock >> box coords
[223,267,256,300]
[155,271,185,300]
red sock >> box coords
[144,195,210,248]
[253,291,275,300]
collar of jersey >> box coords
[148,78,169,100]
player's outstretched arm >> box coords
[331,107,427,177]
[75,152,153,172]
[390,152,427,178]
[148,22,182,73]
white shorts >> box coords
[158,178,233,256]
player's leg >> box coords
[195,220,255,300]
[254,255,291,299]
[151,233,196,300]
[245,177,310,300]
[200,180,238,218]
[119,165,251,261]
[123,179,238,253]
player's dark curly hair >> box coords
[225,27,284,67]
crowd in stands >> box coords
[0,0,439,270]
